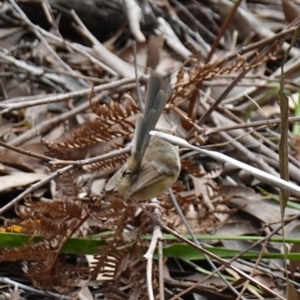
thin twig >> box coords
[169,188,245,299]
[205,0,243,63]
[0,77,143,112]
[205,115,300,135]
[0,141,53,162]
[123,0,145,42]
[0,165,73,214]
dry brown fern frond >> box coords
[88,194,128,221]
[2,198,91,291]
[48,95,139,152]
[160,185,197,212]
[181,159,207,177]
[90,198,147,281]
[53,167,82,199]
[102,254,158,300]
[90,93,139,121]
[43,140,83,199]
[25,255,85,293]
[17,199,89,238]
[54,118,130,149]
[91,244,129,280]
[20,199,89,220]
[18,218,69,239]
[0,241,57,263]
[171,39,284,105]
[84,152,129,174]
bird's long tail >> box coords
[129,72,172,172]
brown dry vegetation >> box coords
[0,0,300,299]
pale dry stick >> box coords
[254,129,300,169]
[0,51,75,92]
[123,0,145,42]
[0,76,139,112]
[41,67,110,84]
[144,199,163,300]
[43,67,113,84]
[168,188,245,300]
[199,126,269,153]
[167,13,213,58]
[157,229,164,300]
[8,0,89,89]
[41,0,55,27]
[36,27,117,76]
[0,146,130,214]
[41,0,63,40]
[132,198,285,300]
[132,41,143,111]
[217,0,300,57]
[0,277,69,299]
[0,141,53,162]
[205,116,300,135]
[71,10,137,77]
[229,30,238,53]
[1,93,57,104]
[204,81,297,89]
[222,52,300,105]
[0,51,43,77]
[156,17,192,61]
[151,131,300,197]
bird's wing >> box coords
[128,159,173,195]
[105,163,127,192]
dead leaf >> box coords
[0,173,47,192]
[287,282,300,300]
[282,0,300,23]
[222,185,299,224]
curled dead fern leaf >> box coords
[91,93,139,120]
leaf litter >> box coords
[0,0,300,299]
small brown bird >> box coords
[105,72,181,201]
